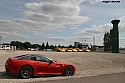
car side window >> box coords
[36,56,42,61]
[33,56,51,63]
[31,57,36,60]
[31,56,43,61]
[41,57,51,62]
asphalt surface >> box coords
[32,72,125,83]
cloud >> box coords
[119,16,125,33]
[49,37,71,41]
[88,0,102,4]
[75,23,112,36]
[67,24,80,30]
[79,0,102,4]
[120,16,125,21]
[24,0,89,25]
[75,13,125,37]
[0,0,89,43]
[0,0,124,46]
[48,36,72,45]
[74,15,125,46]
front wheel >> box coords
[19,66,33,79]
[64,66,74,76]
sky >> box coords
[0,0,125,47]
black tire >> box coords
[64,66,74,76]
[19,66,33,79]
[6,69,10,75]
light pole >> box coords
[93,36,95,46]
[0,36,1,44]
[0,36,1,49]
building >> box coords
[0,44,16,51]
[74,42,90,49]
[0,44,11,50]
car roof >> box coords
[26,54,44,57]
[15,54,44,59]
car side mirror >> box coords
[49,60,53,64]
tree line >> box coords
[9,41,57,50]
[8,41,72,50]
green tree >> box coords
[23,42,32,49]
[45,42,50,49]
[103,32,111,52]
[11,41,23,50]
[58,45,61,47]
[68,45,73,48]
[50,45,56,51]
[32,44,41,48]
[61,46,66,48]
[41,42,45,50]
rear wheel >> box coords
[64,66,74,76]
[6,69,10,74]
[19,66,33,79]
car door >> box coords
[46,61,62,74]
[36,56,61,75]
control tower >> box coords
[111,20,120,53]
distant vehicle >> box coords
[82,48,90,52]
[56,48,66,52]
[66,48,72,52]
[5,54,76,79]
[77,48,82,52]
[72,48,77,52]
[56,47,90,52]
[59,48,66,52]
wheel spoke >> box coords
[67,68,73,74]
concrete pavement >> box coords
[33,72,125,83]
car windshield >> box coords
[42,56,51,62]
[35,56,53,62]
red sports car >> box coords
[5,54,76,78]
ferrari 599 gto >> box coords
[5,54,76,79]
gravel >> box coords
[0,51,125,83]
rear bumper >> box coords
[5,67,19,76]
